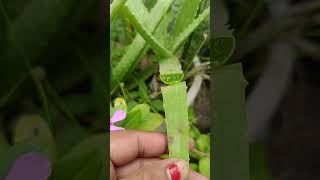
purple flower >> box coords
[5,152,51,180]
[110,110,126,131]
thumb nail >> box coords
[166,160,189,180]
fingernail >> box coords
[166,160,189,180]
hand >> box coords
[110,130,208,180]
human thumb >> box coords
[121,158,189,180]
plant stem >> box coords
[110,0,128,23]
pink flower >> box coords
[110,110,126,131]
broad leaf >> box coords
[122,104,163,131]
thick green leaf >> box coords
[170,0,202,44]
[161,82,189,161]
[111,0,175,92]
[122,4,172,57]
[211,63,250,180]
[171,7,210,53]
[159,57,184,85]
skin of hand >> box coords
[110,130,208,180]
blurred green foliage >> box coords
[0,0,106,178]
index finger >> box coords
[110,131,168,166]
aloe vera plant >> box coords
[111,0,210,177]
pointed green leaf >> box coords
[170,0,202,43]
[171,7,210,53]
[111,0,175,92]
[122,4,172,57]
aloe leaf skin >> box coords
[161,82,189,161]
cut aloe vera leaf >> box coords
[211,63,250,180]
[159,57,184,85]
[161,82,189,161]
[111,0,175,92]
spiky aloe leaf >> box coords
[122,4,172,57]
[161,82,189,161]
[111,0,174,93]
[169,0,202,43]
[171,7,210,53]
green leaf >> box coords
[110,0,128,22]
[122,104,163,131]
[199,158,210,178]
[170,0,202,44]
[212,36,236,66]
[132,112,163,131]
[150,99,164,112]
[196,134,210,153]
[121,109,142,128]
[161,82,189,161]
[111,0,175,92]
[212,63,250,180]
[171,7,210,53]
[122,4,172,57]
[159,57,184,85]
[137,79,150,103]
